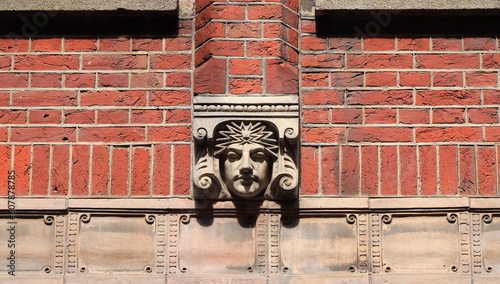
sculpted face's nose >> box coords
[240,151,252,175]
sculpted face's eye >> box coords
[251,151,266,162]
[227,151,241,161]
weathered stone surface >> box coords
[0,0,177,11]
[315,0,500,10]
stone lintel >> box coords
[0,0,177,11]
[315,0,500,11]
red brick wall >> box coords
[1,4,499,198]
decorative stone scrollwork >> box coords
[193,96,299,200]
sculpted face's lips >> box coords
[237,176,257,185]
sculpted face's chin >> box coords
[222,143,272,198]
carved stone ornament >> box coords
[193,96,299,200]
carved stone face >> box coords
[221,143,272,198]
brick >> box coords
[228,22,262,38]
[302,90,343,105]
[321,146,339,195]
[64,39,97,51]
[153,145,171,195]
[302,127,345,143]
[302,53,344,68]
[432,38,462,51]
[0,92,9,106]
[31,73,62,88]
[195,41,244,66]
[98,73,129,88]
[330,72,363,87]
[149,90,190,106]
[365,72,397,87]
[247,40,283,58]
[302,73,328,87]
[400,146,417,195]
[131,73,163,88]
[380,146,397,195]
[361,146,377,195]
[347,90,412,106]
[194,58,227,94]
[478,147,496,195]
[347,54,412,69]
[0,73,29,88]
[247,4,282,20]
[416,90,479,106]
[459,147,476,195]
[99,37,130,51]
[399,72,431,87]
[111,147,129,196]
[419,145,437,195]
[151,54,191,70]
[266,60,298,94]
[165,37,192,51]
[365,108,396,124]
[230,78,263,94]
[302,109,329,124]
[432,108,465,124]
[416,54,479,69]
[0,110,26,124]
[81,90,146,106]
[196,22,225,47]
[13,91,76,107]
[301,36,327,50]
[148,126,191,142]
[132,147,150,195]
[329,38,362,51]
[464,38,496,50]
[83,55,147,70]
[13,145,30,196]
[398,38,430,51]
[485,127,500,141]
[15,55,79,70]
[466,71,497,87]
[65,73,95,88]
[173,144,191,195]
[0,38,28,52]
[483,54,500,69]
[484,90,500,104]
[0,146,11,196]
[363,38,395,51]
[230,59,261,75]
[29,110,62,124]
[11,127,75,142]
[301,146,318,195]
[264,23,281,38]
[80,127,145,142]
[64,110,95,124]
[195,4,245,29]
[72,145,90,196]
[132,38,162,51]
[51,145,69,195]
[132,110,163,124]
[439,145,458,195]
[416,127,482,142]
[330,108,362,124]
[166,72,191,87]
[31,38,62,52]
[92,145,109,195]
[32,145,50,195]
[166,109,191,123]
[301,19,316,33]
[341,146,359,195]
[399,109,430,124]
[468,108,499,124]
[97,109,129,124]
[0,55,11,70]
[348,127,412,142]
[433,72,463,87]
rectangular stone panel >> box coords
[315,0,500,10]
[482,214,500,274]
[281,216,358,274]
[0,216,57,274]
[0,0,177,11]
[381,215,460,274]
[78,215,156,274]
[178,215,257,275]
